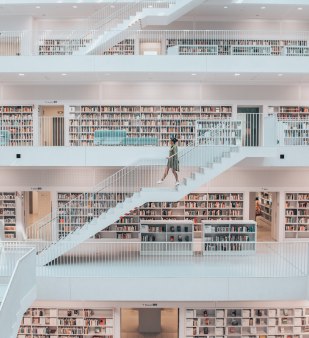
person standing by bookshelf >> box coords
[157,136,180,186]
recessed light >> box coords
[298,7,303,10]
[61,73,67,76]
[234,73,240,76]
[35,6,40,9]
[192,73,197,76]
[261,6,266,10]
[72,5,77,8]
[224,6,228,9]
[19,73,25,76]
[278,73,283,77]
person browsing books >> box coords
[157,136,180,186]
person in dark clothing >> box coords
[157,137,180,186]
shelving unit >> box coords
[0,105,33,146]
[259,192,272,225]
[165,38,307,56]
[285,193,309,239]
[202,220,256,254]
[268,106,309,120]
[167,45,218,55]
[38,38,91,55]
[277,120,309,146]
[18,307,114,338]
[0,192,16,239]
[57,192,131,239]
[140,220,193,255]
[185,306,309,338]
[196,120,242,145]
[57,192,244,240]
[103,39,135,55]
[231,45,272,55]
[68,105,233,146]
[282,46,309,56]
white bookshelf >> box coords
[165,38,307,56]
[203,220,256,254]
[18,307,114,338]
[196,120,242,146]
[103,39,135,55]
[167,45,218,55]
[0,192,16,239]
[185,306,309,338]
[68,105,233,147]
[140,220,194,255]
[259,192,272,224]
[285,193,309,239]
[268,106,309,120]
[277,120,309,146]
[0,105,33,146]
[231,45,272,55]
[282,46,309,56]
[57,192,244,240]
[38,38,91,55]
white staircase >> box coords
[37,145,247,265]
[0,247,36,338]
[74,0,204,55]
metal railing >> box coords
[1,30,309,56]
[32,240,309,278]
[26,141,235,241]
[0,246,36,338]
[39,116,64,146]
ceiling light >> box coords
[278,73,283,77]
[261,6,266,10]
[72,5,77,8]
[61,73,67,76]
[224,6,228,9]
[234,73,240,76]
[18,73,25,76]
[35,6,40,9]
[298,7,303,10]
[192,73,197,76]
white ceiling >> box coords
[183,2,309,22]
[0,71,309,85]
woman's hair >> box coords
[170,137,178,143]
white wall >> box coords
[1,83,309,102]
[0,16,33,30]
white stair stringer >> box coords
[0,249,36,338]
[38,148,247,266]
[75,0,204,56]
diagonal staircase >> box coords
[0,246,36,338]
[27,144,249,266]
[73,0,204,55]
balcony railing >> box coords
[0,241,302,278]
[1,30,309,56]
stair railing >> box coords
[0,246,36,338]
[26,137,239,243]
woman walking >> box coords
[157,136,180,186]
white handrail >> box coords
[32,240,308,278]
[0,247,36,338]
[0,29,309,56]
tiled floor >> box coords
[256,216,273,242]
